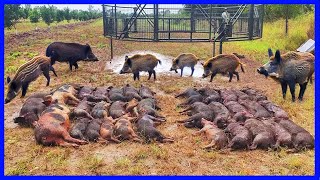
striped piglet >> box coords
[5,55,57,104]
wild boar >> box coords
[139,84,156,99]
[100,117,120,143]
[120,54,162,81]
[88,86,111,102]
[178,111,215,129]
[244,118,275,150]
[238,99,271,118]
[208,102,230,129]
[278,119,314,150]
[78,86,94,100]
[85,118,103,142]
[175,87,200,98]
[137,98,164,118]
[91,101,111,119]
[51,84,80,105]
[202,54,245,82]
[70,117,91,140]
[220,89,237,103]
[114,114,142,142]
[170,53,200,77]
[34,103,87,147]
[257,49,313,101]
[225,122,252,150]
[179,102,211,116]
[177,94,204,107]
[108,87,128,102]
[268,50,314,84]
[5,55,57,104]
[262,119,292,149]
[71,97,95,119]
[14,94,52,127]
[241,88,267,101]
[224,101,253,122]
[109,99,139,119]
[136,114,173,143]
[123,84,142,101]
[193,118,228,149]
[258,100,289,119]
[46,42,98,71]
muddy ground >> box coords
[4,19,314,175]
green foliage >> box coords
[40,5,55,26]
[29,8,40,23]
[70,10,79,21]
[55,9,65,23]
[264,5,314,22]
[64,8,71,22]
[4,5,21,29]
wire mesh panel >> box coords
[102,4,264,42]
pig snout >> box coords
[120,70,124,74]
[202,74,208,78]
[257,67,268,77]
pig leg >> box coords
[203,140,216,149]
[56,138,80,148]
[210,71,218,82]
[74,62,79,69]
[62,131,88,145]
[50,66,58,77]
[148,71,152,80]
[21,82,30,97]
[153,70,157,80]
[43,68,51,86]
[234,71,240,81]
[174,69,178,73]
[228,72,233,82]
[288,81,296,102]
[190,67,195,77]
[298,82,307,101]
[180,67,184,77]
[133,73,137,81]
[137,72,140,81]
[280,81,288,99]
[69,62,73,71]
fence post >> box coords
[248,4,254,40]
[260,5,264,38]
[102,4,107,36]
[114,4,118,38]
[285,5,289,35]
[133,7,138,32]
[154,4,159,41]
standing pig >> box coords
[257,49,313,102]
[202,54,245,82]
[170,53,200,77]
[46,42,98,72]
[5,55,57,104]
[120,54,162,81]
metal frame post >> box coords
[102,4,106,36]
[248,4,254,40]
[154,4,159,41]
[114,4,117,38]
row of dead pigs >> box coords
[14,84,173,147]
[175,87,314,151]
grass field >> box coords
[4,13,315,175]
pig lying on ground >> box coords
[175,87,200,98]
[177,94,204,107]
[85,118,103,142]
[278,119,314,150]
[51,84,80,105]
[34,103,87,147]
[259,100,289,119]
[220,89,238,103]
[138,98,164,119]
[123,84,142,101]
[109,99,139,119]
[225,122,252,150]
[136,113,173,143]
[114,114,142,142]
[262,119,292,149]
[239,99,271,118]
[108,87,128,102]
[78,86,94,100]
[244,118,275,150]
[71,97,94,119]
[91,101,111,119]
[208,102,230,129]
[70,117,91,140]
[224,101,253,122]
[14,93,52,127]
[139,84,156,99]
[194,118,228,149]
[100,117,120,143]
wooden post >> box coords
[133,7,138,32]
[114,4,117,38]
[285,5,289,35]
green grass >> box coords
[231,12,314,63]
[5,19,79,35]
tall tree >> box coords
[64,7,71,22]
[40,5,55,27]
[4,4,21,32]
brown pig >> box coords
[114,114,142,142]
[202,54,245,82]
[120,54,162,81]
[100,117,120,143]
[225,122,252,150]
[193,118,228,149]
[170,53,200,77]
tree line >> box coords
[5,4,102,30]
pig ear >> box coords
[201,62,204,66]
[268,48,273,58]
[275,50,281,63]
[125,55,129,60]
[85,44,91,52]
[6,76,11,84]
